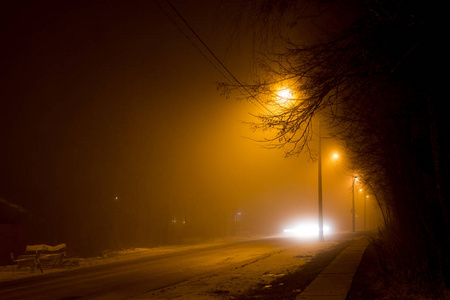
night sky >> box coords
[1,0,357,243]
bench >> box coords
[14,243,66,273]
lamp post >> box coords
[364,195,368,230]
[318,121,324,241]
[352,176,357,232]
[275,87,325,241]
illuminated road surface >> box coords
[0,236,340,299]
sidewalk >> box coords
[296,236,369,300]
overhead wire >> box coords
[153,1,231,84]
[155,0,274,115]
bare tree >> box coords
[222,0,449,294]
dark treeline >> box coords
[221,0,448,296]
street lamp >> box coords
[274,87,326,241]
[276,88,294,106]
[352,176,358,232]
[318,121,324,241]
[358,188,367,231]
[364,195,369,230]
[317,126,339,241]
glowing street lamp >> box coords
[318,122,324,241]
[364,195,369,230]
[358,188,366,230]
[352,176,358,232]
[276,88,294,106]
[274,87,328,241]
[275,87,325,241]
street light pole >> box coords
[352,176,357,232]
[318,121,324,241]
[364,195,367,230]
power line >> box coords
[153,1,231,83]
[156,0,274,115]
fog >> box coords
[0,1,367,253]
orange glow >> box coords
[275,88,294,106]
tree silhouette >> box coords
[222,0,449,293]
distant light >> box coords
[333,153,339,159]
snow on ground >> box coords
[130,238,339,299]
[0,235,340,299]
[0,236,252,283]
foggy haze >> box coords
[1,0,366,253]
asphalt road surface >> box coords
[0,237,319,300]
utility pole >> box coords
[318,121,324,241]
[352,177,356,232]
[364,195,367,230]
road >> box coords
[0,236,340,299]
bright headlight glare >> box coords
[283,222,331,238]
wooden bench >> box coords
[14,243,66,273]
